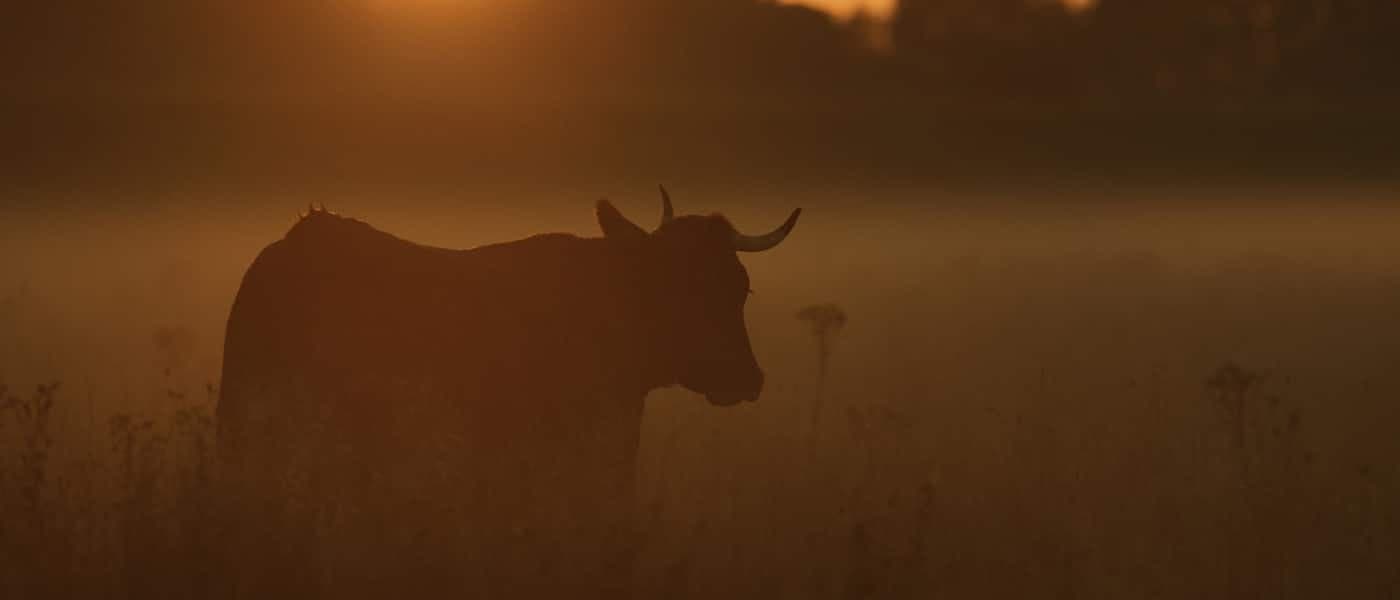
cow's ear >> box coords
[597,199,649,243]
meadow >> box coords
[2,182,1398,598]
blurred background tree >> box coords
[4,0,1397,185]
[11,0,1393,101]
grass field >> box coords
[2,182,1398,598]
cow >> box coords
[214,188,801,598]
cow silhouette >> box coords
[215,188,801,598]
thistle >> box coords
[797,303,847,428]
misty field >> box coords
[2,184,1399,598]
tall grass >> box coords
[0,379,215,600]
[5,239,1400,598]
[2,355,1395,598]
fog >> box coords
[5,2,1399,595]
[3,181,1398,597]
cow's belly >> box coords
[218,367,644,597]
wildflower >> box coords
[797,303,848,427]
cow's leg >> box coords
[217,377,325,600]
[538,393,645,599]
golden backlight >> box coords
[366,0,478,8]
[368,1,1092,21]
[781,0,1095,19]
[363,0,497,19]
[779,0,897,19]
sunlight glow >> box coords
[781,0,1097,20]
[363,0,493,18]
[779,0,897,20]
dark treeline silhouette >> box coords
[5,1,857,98]
[893,0,1400,101]
[5,0,1399,185]
[11,1,1397,101]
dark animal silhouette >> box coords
[215,188,801,598]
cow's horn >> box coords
[658,185,675,230]
[734,208,802,253]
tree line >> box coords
[893,0,1400,104]
[6,0,1396,107]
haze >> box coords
[2,1,1398,598]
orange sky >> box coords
[781,0,896,19]
[783,0,1095,19]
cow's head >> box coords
[598,186,801,406]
